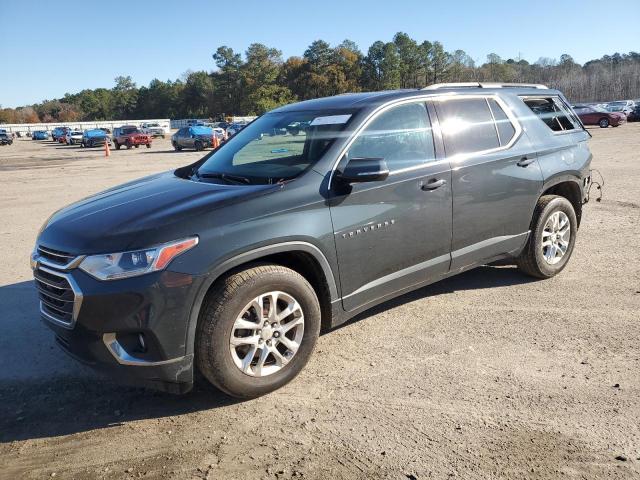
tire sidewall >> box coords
[531,197,577,277]
[198,268,320,398]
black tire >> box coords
[599,118,609,128]
[194,140,203,151]
[126,139,132,149]
[172,141,181,151]
[517,195,577,279]
[146,143,151,148]
[114,141,121,150]
[196,264,321,399]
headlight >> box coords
[79,236,198,281]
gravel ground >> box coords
[0,126,638,479]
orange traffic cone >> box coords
[212,134,220,149]
[105,138,111,157]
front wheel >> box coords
[146,143,151,148]
[114,141,121,150]
[517,195,577,279]
[126,140,132,149]
[196,264,321,399]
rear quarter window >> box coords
[521,96,581,133]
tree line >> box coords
[2,33,639,124]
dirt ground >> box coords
[0,126,638,480]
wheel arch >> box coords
[539,178,583,227]
[184,242,339,357]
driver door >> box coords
[329,101,452,312]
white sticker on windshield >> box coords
[310,114,352,126]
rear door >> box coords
[329,100,452,312]
[433,95,544,270]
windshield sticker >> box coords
[310,114,352,126]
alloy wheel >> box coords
[541,211,570,265]
[229,291,304,377]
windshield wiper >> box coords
[196,171,252,185]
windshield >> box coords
[195,110,355,184]
[122,128,140,134]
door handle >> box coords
[421,178,447,191]
[517,156,536,167]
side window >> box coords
[522,96,580,132]
[436,98,500,156]
[487,98,516,146]
[347,102,435,172]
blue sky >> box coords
[1,0,638,107]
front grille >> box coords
[37,245,76,267]
[34,266,77,327]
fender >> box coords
[183,241,339,357]
[542,173,584,194]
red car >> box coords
[573,105,626,128]
[112,126,152,149]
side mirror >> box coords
[335,157,390,183]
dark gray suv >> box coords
[32,83,592,398]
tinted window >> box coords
[487,98,516,146]
[436,97,500,156]
[348,102,435,172]
[522,97,579,132]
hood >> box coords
[38,171,280,254]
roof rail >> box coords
[422,82,548,90]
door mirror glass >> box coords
[335,157,389,183]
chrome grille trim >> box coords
[35,245,85,270]
[34,265,83,329]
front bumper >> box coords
[32,254,205,393]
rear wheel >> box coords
[196,264,320,399]
[599,118,609,128]
[517,195,577,279]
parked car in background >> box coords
[141,122,166,138]
[51,127,69,142]
[81,129,111,148]
[32,130,50,140]
[573,105,626,128]
[225,123,245,136]
[625,104,640,122]
[112,126,152,149]
[172,126,214,151]
[64,130,84,145]
[0,132,13,145]
[606,100,634,116]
